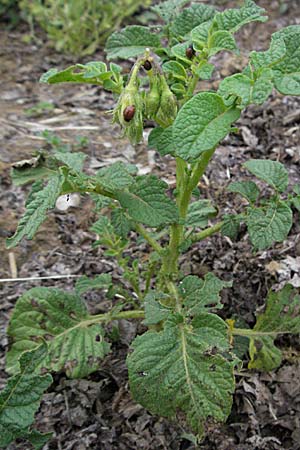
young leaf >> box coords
[116,175,179,227]
[105,26,161,60]
[6,174,63,249]
[143,292,172,325]
[40,62,112,85]
[111,208,132,238]
[6,287,111,378]
[163,61,187,81]
[170,4,216,39]
[221,214,242,240]
[96,161,135,191]
[250,34,286,70]
[148,126,174,156]
[244,159,288,192]
[208,30,238,57]
[173,92,240,161]
[247,201,293,250]
[227,180,260,203]
[0,345,52,449]
[75,274,112,295]
[180,273,232,315]
[127,316,235,435]
[186,200,217,228]
[270,25,300,95]
[212,0,267,34]
[151,0,189,23]
[53,151,86,172]
[248,284,300,370]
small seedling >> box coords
[1,1,300,447]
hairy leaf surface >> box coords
[247,202,293,250]
[116,175,179,227]
[170,4,216,38]
[143,292,172,325]
[227,181,260,203]
[6,174,63,248]
[96,161,135,191]
[127,316,235,435]
[248,284,300,370]
[244,159,288,192]
[186,200,217,228]
[40,62,112,85]
[173,92,240,161]
[0,345,52,448]
[208,30,238,56]
[180,273,232,315]
[75,274,112,295]
[213,0,267,34]
[151,0,189,22]
[6,288,110,378]
[148,126,174,156]
[105,26,161,59]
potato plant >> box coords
[1,0,300,447]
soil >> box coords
[1,1,300,449]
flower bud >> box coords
[145,73,161,119]
[155,75,178,127]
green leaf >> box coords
[148,126,174,156]
[105,26,161,60]
[180,273,232,315]
[96,161,135,191]
[151,0,189,23]
[40,61,112,85]
[270,25,300,95]
[221,214,242,240]
[127,316,235,435]
[6,287,111,378]
[170,4,216,39]
[247,201,293,250]
[6,174,63,249]
[173,92,240,161]
[213,0,267,34]
[248,284,300,370]
[194,62,215,80]
[250,34,286,70]
[116,175,179,227]
[143,292,172,325]
[186,200,217,228]
[111,208,132,238]
[191,20,213,49]
[54,151,86,172]
[244,159,288,192]
[0,345,52,448]
[218,70,273,108]
[75,274,112,295]
[227,180,260,203]
[171,41,193,64]
[163,61,187,81]
[11,155,54,186]
[208,30,238,56]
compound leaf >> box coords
[244,159,288,192]
[173,92,240,161]
[116,175,179,227]
[248,284,300,370]
[186,200,217,228]
[247,201,293,250]
[127,316,235,435]
[180,273,232,315]
[105,26,161,59]
[6,174,63,249]
[227,180,260,203]
[6,287,111,378]
[75,274,112,295]
[0,345,52,449]
[170,4,216,39]
[213,0,267,34]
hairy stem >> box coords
[87,309,145,325]
[190,222,223,243]
[135,223,163,254]
[232,328,289,337]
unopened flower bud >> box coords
[155,75,178,127]
[145,73,161,119]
